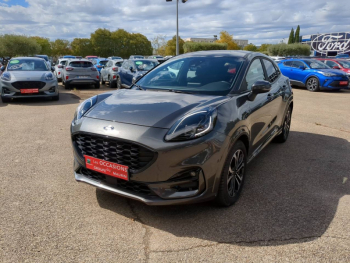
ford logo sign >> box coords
[103,125,115,131]
[311,33,350,55]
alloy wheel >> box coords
[306,78,318,91]
[227,149,245,197]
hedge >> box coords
[183,42,227,53]
[267,43,310,56]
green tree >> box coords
[129,33,153,56]
[0,34,41,62]
[91,28,113,57]
[50,39,71,57]
[288,28,295,44]
[258,44,272,52]
[111,29,131,58]
[71,38,94,57]
[183,42,227,53]
[216,31,240,50]
[165,36,185,55]
[294,25,300,43]
[267,43,310,56]
[30,36,52,56]
[243,43,258,51]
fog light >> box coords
[3,88,11,94]
[49,87,56,92]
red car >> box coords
[315,58,350,76]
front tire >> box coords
[274,106,292,143]
[216,140,247,207]
[306,77,320,92]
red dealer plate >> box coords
[339,81,348,86]
[84,155,129,181]
[21,89,38,93]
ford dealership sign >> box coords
[311,33,350,55]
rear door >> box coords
[68,61,95,79]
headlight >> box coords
[73,96,97,123]
[321,72,337,77]
[165,108,217,142]
[45,72,54,80]
[1,72,11,81]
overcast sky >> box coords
[0,0,349,45]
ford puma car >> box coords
[71,51,293,206]
[1,57,59,103]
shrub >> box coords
[183,42,227,53]
[267,43,310,56]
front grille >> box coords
[74,133,156,172]
[79,167,155,196]
[11,81,46,90]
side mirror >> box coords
[333,66,340,69]
[248,80,271,101]
[129,66,134,72]
[0,66,5,72]
[298,66,306,70]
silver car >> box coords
[54,58,68,81]
[0,57,59,103]
[61,59,100,89]
[100,59,124,88]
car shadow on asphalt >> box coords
[96,131,350,246]
[0,92,81,107]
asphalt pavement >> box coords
[0,85,349,262]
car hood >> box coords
[316,69,347,76]
[7,71,50,81]
[86,89,228,128]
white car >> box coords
[270,56,285,63]
[54,59,68,81]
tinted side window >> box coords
[283,61,293,66]
[122,61,129,69]
[245,59,266,91]
[107,61,112,67]
[69,61,93,68]
[115,62,123,67]
[292,61,306,68]
[263,59,278,82]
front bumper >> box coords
[321,76,350,89]
[1,79,58,98]
[71,117,229,205]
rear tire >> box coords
[306,77,320,92]
[65,83,70,90]
[95,82,100,89]
[1,96,11,103]
[110,76,116,88]
[101,75,105,85]
[274,106,292,143]
[216,140,247,207]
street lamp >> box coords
[166,0,188,55]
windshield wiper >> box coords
[133,84,145,90]
[167,89,193,94]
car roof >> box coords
[11,57,46,61]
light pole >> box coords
[166,0,188,56]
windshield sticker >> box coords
[135,61,143,65]
[10,60,20,64]
[8,64,22,69]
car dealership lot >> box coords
[0,86,349,262]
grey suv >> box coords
[62,59,100,89]
[100,59,124,88]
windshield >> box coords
[304,60,330,69]
[136,56,245,96]
[111,57,122,59]
[134,60,158,71]
[7,59,48,71]
[338,60,350,69]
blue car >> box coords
[92,58,108,74]
[278,59,349,91]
